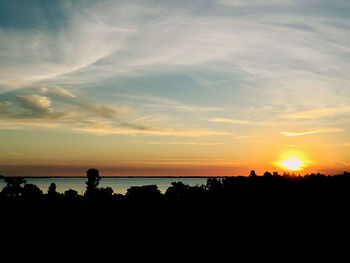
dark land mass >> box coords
[2,169,350,214]
[2,169,350,243]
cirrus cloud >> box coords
[281,128,344,137]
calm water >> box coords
[0,177,208,195]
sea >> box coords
[0,177,208,195]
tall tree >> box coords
[85,168,101,197]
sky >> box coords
[0,0,350,177]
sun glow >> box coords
[279,157,304,171]
[275,151,310,171]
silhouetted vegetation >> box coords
[1,177,26,198]
[47,182,60,200]
[1,169,350,216]
[85,168,101,198]
[126,185,162,201]
[22,184,43,200]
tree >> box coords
[250,170,257,178]
[22,184,43,199]
[1,177,26,198]
[47,183,60,199]
[263,171,273,177]
[165,182,190,200]
[85,168,101,198]
[125,185,162,201]
[206,177,223,193]
[48,183,57,195]
[64,189,79,199]
[96,187,114,200]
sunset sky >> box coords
[0,0,349,177]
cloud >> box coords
[283,106,350,119]
[133,141,225,146]
[0,90,230,138]
[78,102,125,118]
[13,95,65,119]
[73,126,231,137]
[0,101,12,114]
[209,117,278,126]
[219,0,294,7]
[0,86,126,121]
[18,95,52,112]
[38,87,76,98]
[119,123,161,132]
[118,94,223,113]
[281,128,343,137]
[0,5,132,86]
[210,118,256,125]
[38,86,125,118]
[0,0,349,144]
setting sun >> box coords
[279,157,304,171]
[274,151,310,171]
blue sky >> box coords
[0,0,350,176]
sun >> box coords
[274,151,310,171]
[279,157,304,171]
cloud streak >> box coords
[281,128,343,137]
[74,126,231,137]
[284,106,350,119]
[210,118,259,125]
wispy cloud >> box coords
[0,87,230,138]
[209,117,279,126]
[219,0,294,7]
[39,87,76,98]
[117,94,223,113]
[74,126,231,137]
[281,128,343,137]
[210,118,255,125]
[0,0,350,164]
[133,141,225,146]
[284,106,350,119]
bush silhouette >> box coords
[64,189,79,199]
[125,185,162,201]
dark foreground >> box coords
[2,170,350,221]
[2,170,350,252]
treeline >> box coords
[1,168,350,205]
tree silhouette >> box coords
[47,183,60,199]
[250,170,257,177]
[263,171,273,177]
[96,187,114,200]
[206,177,223,193]
[22,184,43,199]
[48,183,57,195]
[85,168,101,198]
[165,181,190,201]
[64,189,79,199]
[1,177,26,198]
[125,185,162,201]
